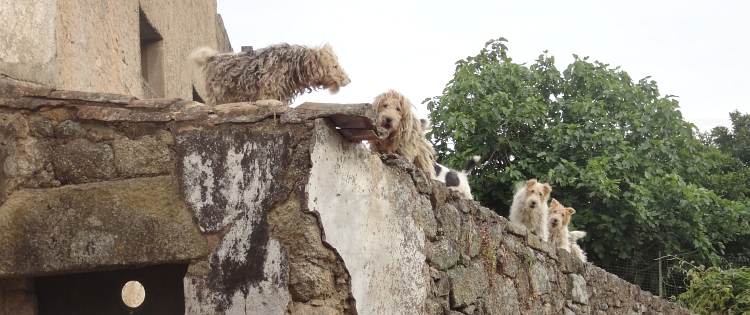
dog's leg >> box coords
[539,212,550,242]
[560,233,572,252]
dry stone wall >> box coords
[307,119,695,315]
[0,76,694,314]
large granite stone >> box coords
[52,138,116,184]
[0,176,208,277]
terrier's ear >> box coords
[566,207,576,215]
[550,198,560,208]
[526,179,538,187]
[543,183,552,195]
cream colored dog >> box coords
[547,198,576,251]
[569,231,588,262]
[508,179,552,241]
[369,90,436,178]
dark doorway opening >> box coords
[35,264,188,315]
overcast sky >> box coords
[217,0,749,132]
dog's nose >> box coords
[385,117,392,123]
[553,218,558,223]
[530,201,536,206]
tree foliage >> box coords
[699,112,750,203]
[425,38,750,268]
[705,111,750,166]
[677,262,750,315]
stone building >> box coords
[0,0,232,101]
[0,1,696,314]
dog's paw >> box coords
[375,126,390,139]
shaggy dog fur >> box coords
[508,179,553,241]
[434,156,481,199]
[369,90,436,178]
[547,199,576,252]
[189,43,351,106]
[569,231,588,262]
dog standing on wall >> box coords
[547,198,576,251]
[369,90,436,178]
[434,156,481,199]
[189,43,351,106]
[569,231,588,262]
[508,179,553,241]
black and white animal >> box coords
[434,156,481,199]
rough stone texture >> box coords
[483,275,520,314]
[54,120,86,141]
[569,274,590,305]
[308,119,428,315]
[52,138,116,184]
[427,239,460,271]
[0,84,694,314]
[113,132,172,177]
[447,262,489,309]
[413,195,438,241]
[0,112,62,205]
[532,261,553,296]
[436,203,462,243]
[177,124,296,315]
[0,176,208,277]
[1,0,228,101]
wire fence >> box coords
[601,250,750,299]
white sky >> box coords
[217,0,750,132]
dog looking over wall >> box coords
[434,156,481,199]
[189,43,351,106]
[508,179,553,241]
[420,119,480,199]
[369,90,437,178]
[547,198,576,252]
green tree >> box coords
[425,38,750,272]
[699,111,750,202]
[676,262,750,315]
[697,112,750,261]
[705,111,750,166]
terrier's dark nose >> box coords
[385,117,392,123]
[531,201,536,206]
[553,218,558,223]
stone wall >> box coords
[0,77,694,314]
[0,0,229,100]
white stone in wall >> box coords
[178,129,293,315]
[307,120,428,315]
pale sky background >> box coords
[217,0,749,133]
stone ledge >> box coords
[0,76,385,142]
[0,176,208,278]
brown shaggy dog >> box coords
[369,90,436,178]
[189,43,351,106]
